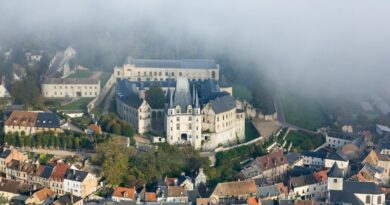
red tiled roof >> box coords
[51,163,70,180]
[34,188,55,201]
[247,197,259,205]
[113,187,136,199]
[87,124,102,134]
[313,170,328,182]
[167,186,187,197]
[165,177,177,186]
[145,192,157,202]
[5,111,38,127]
[256,149,287,172]
[212,180,256,197]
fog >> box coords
[1,0,390,97]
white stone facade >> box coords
[42,78,100,98]
[115,58,219,82]
[116,99,151,134]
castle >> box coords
[115,58,245,150]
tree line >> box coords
[1,131,93,150]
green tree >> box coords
[112,123,122,135]
[74,137,80,148]
[122,124,133,137]
[93,137,130,185]
[145,85,165,109]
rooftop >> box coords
[113,187,136,199]
[126,57,218,70]
[328,163,343,178]
[43,77,99,85]
[64,169,89,182]
[329,181,384,204]
[210,95,236,114]
[36,112,61,129]
[212,180,256,197]
[167,186,187,197]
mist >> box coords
[1,0,390,98]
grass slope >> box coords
[282,94,328,131]
[286,130,324,152]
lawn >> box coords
[233,84,252,102]
[282,94,328,131]
[61,98,93,110]
[285,130,325,152]
[67,70,94,78]
[245,119,260,141]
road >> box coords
[19,148,94,158]
[102,88,115,114]
[274,95,318,135]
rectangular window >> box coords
[176,124,180,130]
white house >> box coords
[324,152,349,169]
[325,131,360,150]
[301,151,326,167]
[289,171,328,200]
[194,168,207,187]
[63,169,98,198]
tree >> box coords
[93,137,131,185]
[112,123,122,135]
[145,85,165,109]
[122,124,134,137]
[74,137,80,148]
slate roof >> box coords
[326,151,348,162]
[218,75,230,88]
[210,95,236,114]
[285,152,301,165]
[64,169,89,182]
[187,189,201,203]
[178,175,192,186]
[328,163,343,178]
[257,184,281,197]
[116,79,144,108]
[290,174,317,188]
[126,57,218,69]
[53,193,83,205]
[0,150,10,159]
[36,112,61,128]
[40,166,54,179]
[327,131,361,140]
[329,181,384,204]
[301,151,327,159]
[172,77,193,111]
[43,77,99,85]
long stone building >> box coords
[42,78,100,98]
[114,57,220,82]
